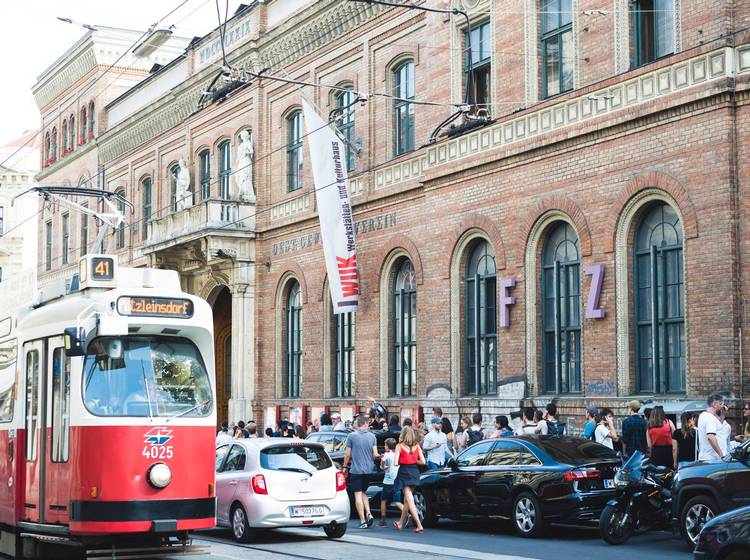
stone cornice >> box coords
[34,46,97,110]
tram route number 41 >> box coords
[142,427,174,459]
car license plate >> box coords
[604,479,615,489]
[290,506,325,518]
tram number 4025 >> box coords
[142,445,174,460]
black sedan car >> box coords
[415,435,620,537]
[693,505,750,560]
[672,440,750,549]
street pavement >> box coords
[164,519,693,560]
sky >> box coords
[0,0,246,147]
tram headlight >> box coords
[147,462,172,489]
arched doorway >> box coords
[212,287,232,426]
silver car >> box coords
[215,438,350,542]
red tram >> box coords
[0,255,216,558]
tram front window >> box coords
[83,336,212,417]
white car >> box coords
[215,438,350,542]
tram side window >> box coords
[25,349,39,461]
[51,348,71,462]
[0,339,17,422]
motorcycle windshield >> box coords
[616,450,649,484]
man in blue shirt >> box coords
[344,415,379,529]
[583,406,598,439]
[620,400,648,456]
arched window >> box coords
[541,222,581,393]
[62,120,68,153]
[334,311,355,397]
[392,258,416,396]
[218,140,231,200]
[69,114,75,150]
[392,60,415,156]
[634,203,684,393]
[285,281,302,398]
[80,107,87,143]
[141,177,152,241]
[465,240,497,395]
[115,190,126,249]
[51,127,58,161]
[169,163,180,212]
[335,90,356,172]
[199,149,210,200]
[287,111,303,192]
[88,101,95,137]
[44,132,51,162]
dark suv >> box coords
[672,440,750,549]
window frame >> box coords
[115,191,126,249]
[391,258,417,397]
[334,311,355,397]
[25,349,39,461]
[540,0,574,98]
[286,111,304,192]
[51,347,71,463]
[465,240,498,396]
[218,140,231,200]
[45,221,52,271]
[335,90,357,172]
[541,222,582,394]
[285,281,302,398]
[464,20,492,113]
[80,204,88,257]
[141,177,152,241]
[392,60,415,156]
[61,212,70,264]
[199,149,211,201]
[169,163,180,212]
[631,0,674,68]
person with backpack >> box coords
[517,407,538,435]
[466,413,484,446]
[543,403,565,436]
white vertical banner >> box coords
[301,98,359,314]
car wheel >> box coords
[681,495,718,549]
[598,504,635,545]
[512,492,544,538]
[324,523,347,539]
[413,489,438,528]
[231,504,255,543]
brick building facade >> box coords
[34,0,750,432]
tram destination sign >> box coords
[117,296,194,319]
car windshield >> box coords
[83,336,212,417]
[261,445,332,472]
[536,437,618,464]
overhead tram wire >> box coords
[0,0,194,172]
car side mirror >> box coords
[447,457,459,471]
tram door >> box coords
[44,338,70,524]
[21,340,46,523]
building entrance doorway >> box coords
[212,287,232,426]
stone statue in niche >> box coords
[175,158,192,211]
[235,129,255,203]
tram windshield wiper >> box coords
[276,467,314,477]
[161,399,211,423]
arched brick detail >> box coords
[520,194,593,266]
[605,171,699,252]
[270,262,309,304]
[448,214,507,271]
[373,234,424,291]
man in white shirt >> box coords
[697,394,726,462]
[216,421,233,446]
[423,418,447,469]
[595,408,619,450]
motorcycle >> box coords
[599,450,674,545]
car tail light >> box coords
[336,470,346,492]
[564,469,601,482]
[252,474,268,495]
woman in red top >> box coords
[393,426,426,533]
[646,406,677,468]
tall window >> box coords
[285,281,302,398]
[392,258,416,396]
[0,206,4,236]
[336,90,356,172]
[51,348,71,462]
[51,127,58,161]
[542,222,581,393]
[69,114,75,150]
[334,312,355,397]
[25,349,39,460]
[465,21,492,112]
[393,60,415,156]
[465,241,497,395]
[634,203,684,393]
[80,107,87,143]
[541,0,574,98]
[61,213,70,264]
[219,141,231,200]
[170,163,180,212]
[62,120,68,153]
[88,101,95,137]
[287,111,303,192]
[631,0,674,67]
[45,133,51,162]
[141,178,152,241]
[80,204,88,256]
[115,191,125,249]
[199,150,211,200]
[45,221,52,270]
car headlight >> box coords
[147,462,172,489]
